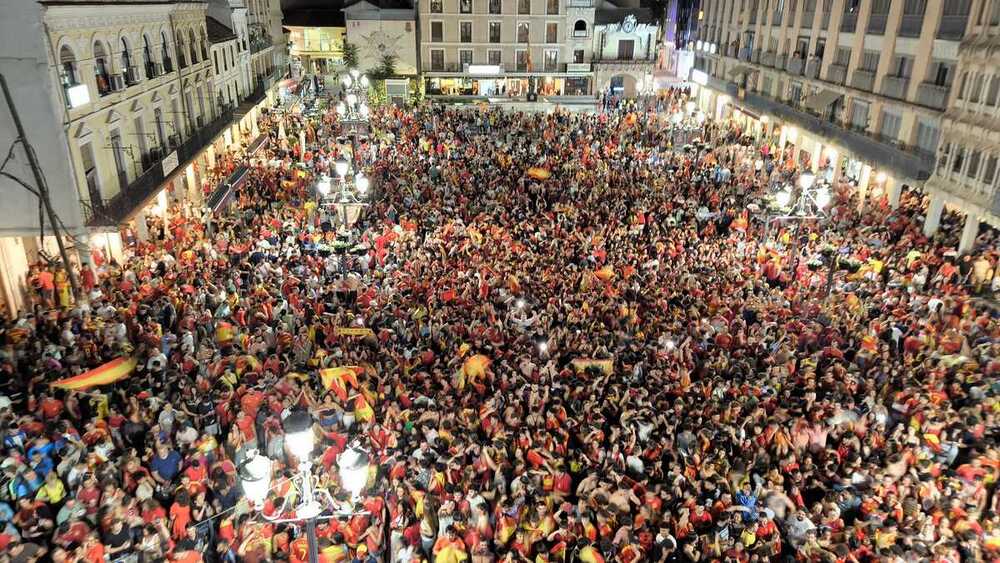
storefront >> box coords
[425,73,593,97]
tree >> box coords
[369,54,398,80]
[342,41,360,69]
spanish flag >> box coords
[463,354,490,380]
[52,357,137,390]
[527,167,552,180]
[320,366,363,401]
[216,321,235,345]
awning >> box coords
[803,89,842,112]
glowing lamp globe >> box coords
[360,75,370,88]
[346,93,358,106]
[815,188,832,209]
[335,156,349,178]
[774,189,792,208]
[338,447,370,498]
[239,452,273,507]
[283,411,315,461]
[317,176,332,195]
[798,171,816,190]
[355,174,369,193]
[337,102,346,116]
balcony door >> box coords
[80,142,103,210]
[617,39,634,60]
[110,129,128,192]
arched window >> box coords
[573,20,588,37]
[59,45,78,86]
[201,31,209,60]
[970,73,984,103]
[177,32,188,68]
[143,34,155,78]
[188,29,199,62]
[161,31,174,72]
[121,37,138,85]
[94,41,112,95]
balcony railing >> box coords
[739,47,752,61]
[573,29,588,37]
[726,44,738,57]
[772,11,783,25]
[749,11,757,24]
[162,57,173,73]
[827,63,848,85]
[567,0,593,6]
[899,14,924,37]
[751,49,762,63]
[868,13,888,34]
[937,16,968,39]
[821,10,831,29]
[124,66,140,86]
[777,53,788,69]
[802,10,815,28]
[787,57,804,75]
[917,82,950,109]
[81,108,235,227]
[250,36,273,54]
[95,72,113,96]
[881,75,910,100]
[806,57,821,78]
[851,69,875,91]
[761,50,775,67]
[840,13,858,32]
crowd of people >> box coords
[0,85,997,563]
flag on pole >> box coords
[51,357,137,390]
[319,366,364,401]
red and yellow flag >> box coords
[463,354,490,380]
[526,167,551,180]
[51,357,137,390]
[320,366,363,401]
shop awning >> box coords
[803,89,842,112]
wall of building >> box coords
[211,38,244,105]
[345,17,419,75]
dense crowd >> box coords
[0,86,998,563]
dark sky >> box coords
[281,0,348,11]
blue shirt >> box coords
[150,450,182,481]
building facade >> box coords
[344,0,419,76]
[695,0,976,222]
[285,12,347,77]
[418,0,599,97]
[246,0,284,87]
[0,0,280,317]
[209,0,254,99]
[208,18,244,108]
[923,0,1000,251]
[593,8,660,96]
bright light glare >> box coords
[338,447,370,498]
[240,453,273,507]
[775,190,792,208]
[815,188,831,209]
[798,171,816,190]
[355,174,369,193]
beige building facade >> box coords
[695,0,986,240]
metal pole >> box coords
[306,518,319,563]
[0,73,81,300]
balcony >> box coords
[751,49,762,64]
[162,57,173,74]
[899,14,924,37]
[749,12,757,24]
[777,53,788,69]
[802,10,814,28]
[881,75,910,100]
[772,11,783,26]
[840,13,858,32]
[726,44,738,58]
[739,47,752,61]
[937,16,968,39]
[821,11,831,29]
[567,0,593,6]
[81,109,235,227]
[916,82,950,109]
[124,66,141,86]
[805,58,821,79]
[761,50,775,67]
[573,29,588,37]
[851,69,875,91]
[724,86,935,181]
[250,35,273,54]
[867,13,888,34]
[787,57,804,75]
[95,72,113,96]
[827,63,848,85]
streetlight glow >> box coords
[775,189,792,208]
[283,411,315,461]
[798,171,816,190]
[815,187,832,209]
[346,93,358,106]
[239,452,273,507]
[317,176,331,195]
[355,174,369,193]
[335,156,349,178]
[338,446,370,499]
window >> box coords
[489,49,502,65]
[574,49,584,63]
[431,21,444,42]
[517,22,529,42]
[460,49,473,67]
[930,61,953,86]
[430,0,442,12]
[93,41,111,95]
[214,51,220,74]
[460,0,472,12]
[461,21,473,42]
[859,50,879,72]
[834,46,850,66]
[987,76,1000,106]
[967,150,981,179]
[121,37,137,84]
[516,49,528,71]
[617,39,635,60]
[879,110,902,140]
[573,20,588,37]
[430,49,444,70]
[143,35,154,78]
[547,0,558,14]
[970,73,984,103]
[891,55,913,77]
[957,71,968,98]
[912,122,938,157]
[489,0,501,13]
[161,31,173,72]
[789,82,803,104]
[490,22,502,43]
[904,0,927,14]
[546,22,558,43]
[544,49,558,71]
[984,155,998,186]
[518,0,530,13]
[952,146,966,173]
[849,99,869,130]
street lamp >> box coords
[334,155,349,179]
[338,445,371,501]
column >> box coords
[856,164,872,210]
[923,193,945,237]
[886,178,901,208]
[186,164,202,205]
[778,126,788,154]
[134,209,149,242]
[959,212,980,254]
[811,139,823,172]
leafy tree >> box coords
[342,41,360,69]
[369,54,398,80]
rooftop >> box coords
[206,15,237,43]
[282,9,346,27]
